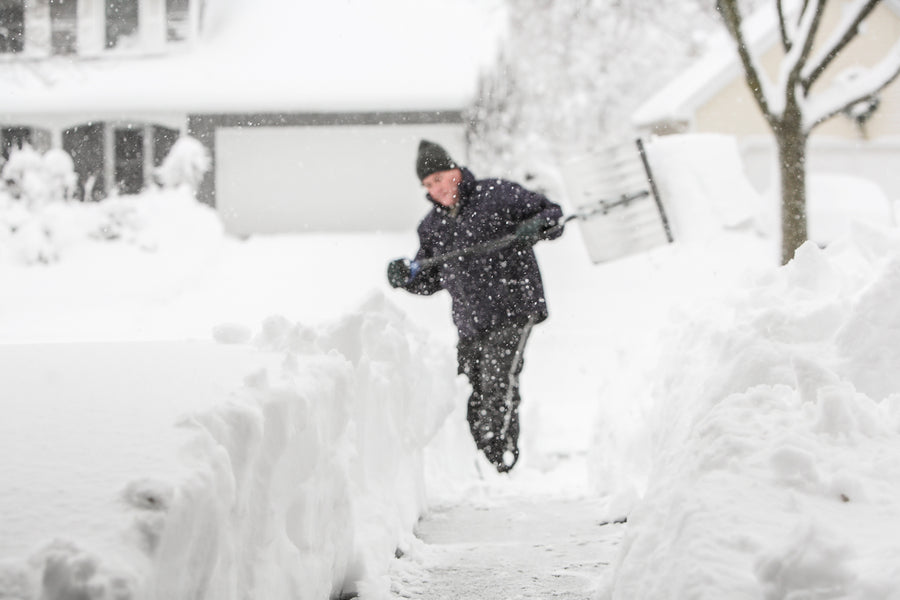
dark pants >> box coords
[457,317,535,471]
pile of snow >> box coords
[574,134,900,597]
[805,174,894,246]
[0,186,224,265]
[0,138,216,265]
[645,134,768,239]
[601,225,900,597]
[1,145,77,207]
[0,295,462,599]
[644,133,895,249]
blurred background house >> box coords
[632,0,900,203]
[0,0,506,235]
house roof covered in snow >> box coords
[631,0,900,129]
[0,0,507,119]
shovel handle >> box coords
[412,231,522,271]
[403,189,649,275]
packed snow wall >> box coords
[602,228,900,597]
[0,295,460,599]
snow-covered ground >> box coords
[2,134,899,599]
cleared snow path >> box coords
[388,496,623,599]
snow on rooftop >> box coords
[0,0,508,117]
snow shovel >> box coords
[407,190,651,275]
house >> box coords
[0,0,507,234]
[632,0,900,202]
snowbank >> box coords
[586,133,900,597]
[0,295,461,599]
[584,134,777,511]
[0,186,223,265]
[645,133,767,240]
[643,133,895,248]
[602,225,900,598]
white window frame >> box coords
[50,0,78,55]
[166,0,190,43]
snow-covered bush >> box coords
[1,145,76,207]
[0,146,81,262]
[0,138,223,265]
[0,186,224,265]
[154,136,210,191]
[95,187,224,254]
[43,148,78,201]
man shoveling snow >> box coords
[387,140,563,473]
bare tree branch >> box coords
[798,0,811,22]
[719,0,898,263]
[716,0,777,124]
[802,0,882,92]
[788,0,826,86]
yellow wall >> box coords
[695,2,900,140]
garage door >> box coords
[216,122,466,236]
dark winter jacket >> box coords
[403,167,563,340]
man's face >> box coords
[422,168,462,208]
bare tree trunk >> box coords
[716,0,900,265]
[775,108,808,265]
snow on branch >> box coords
[803,37,900,131]
[781,0,814,47]
[801,0,882,92]
[795,0,825,68]
[779,0,825,97]
[716,0,779,121]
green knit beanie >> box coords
[416,140,458,181]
